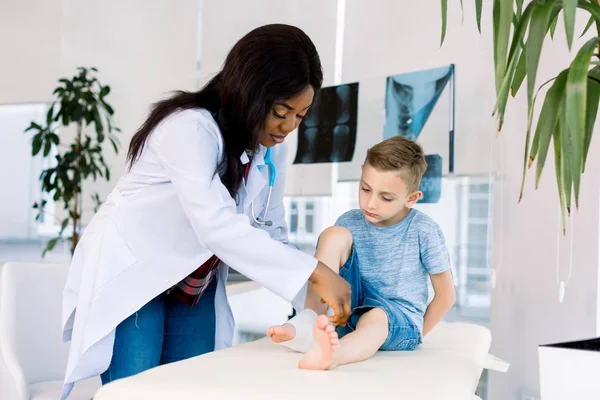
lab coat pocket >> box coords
[93,218,140,292]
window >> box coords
[289,201,298,234]
[284,197,330,254]
[305,201,314,233]
[455,177,493,310]
[0,103,56,239]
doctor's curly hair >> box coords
[127,24,323,197]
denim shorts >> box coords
[335,246,422,351]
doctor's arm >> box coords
[156,111,350,325]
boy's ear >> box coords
[406,190,423,207]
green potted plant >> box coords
[24,66,120,256]
[441,1,600,398]
[442,0,600,233]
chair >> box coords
[0,262,100,400]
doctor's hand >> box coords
[309,261,351,326]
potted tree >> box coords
[441,1,600,398]
[24,67,120,256]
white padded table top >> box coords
[93,321,491,400]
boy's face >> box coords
[358,162,422,227]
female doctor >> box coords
[60,24,351,399]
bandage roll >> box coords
[278,309,318,353]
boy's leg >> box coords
[267,226,353,344]
[304,226,353,313]
[298,308,388,370]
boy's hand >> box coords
[266,323,297,343]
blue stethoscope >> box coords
[251,147,276,226]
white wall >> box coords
[0,0,199,226]
[0,0,63,104]
[198,0,339,197]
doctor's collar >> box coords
[240,146,266,165]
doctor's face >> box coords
[260,85,314,147]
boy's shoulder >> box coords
[408,209,442,235]
[335,209,364,227]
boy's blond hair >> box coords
[365,136,428,192]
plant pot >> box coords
[539,337,600,399]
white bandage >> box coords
[277,309,318,353]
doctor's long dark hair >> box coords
[127,24,323,197]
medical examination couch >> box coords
[93,283,506,400]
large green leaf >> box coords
[100,85,110,97]
[495,0,514,94]
[552,121,566,234]
[441,0,448,45]
[580,16,595,38]
[511,48,527,97]
[493,0,500,73]
[533,70,568,188]
[513,2,561,98]
[43,138,52,157]
[560,105,573,215]
[519,76,557,201]
[32,134,43,156]
[476,0,483,32]
[42,238,59,257]
[61,100,70,126]
[493,3,536,131]
[550,12,559,39]
[563,0,577,49]
[46,104,55,125]
[566,37,598,208]
[100,99,114,116]
[24,123,37,134]
[578,1,600,31]
[93,107,104,135]
[109,136,119,154]
[583,68,600,171]
[60,218,69,235]
[516,0,524,19]
[527,2,554,113]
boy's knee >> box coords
[359,308,390,332]
[319,226,353,252]
[367,307,388,323]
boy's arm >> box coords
[423,270,455,336]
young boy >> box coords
[267,136,455,370]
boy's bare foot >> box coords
[298,315,339,370]
[266,323,297,343]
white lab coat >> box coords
[60,109,316,399]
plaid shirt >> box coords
[168,160,252,306]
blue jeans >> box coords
[101,278,217,384]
